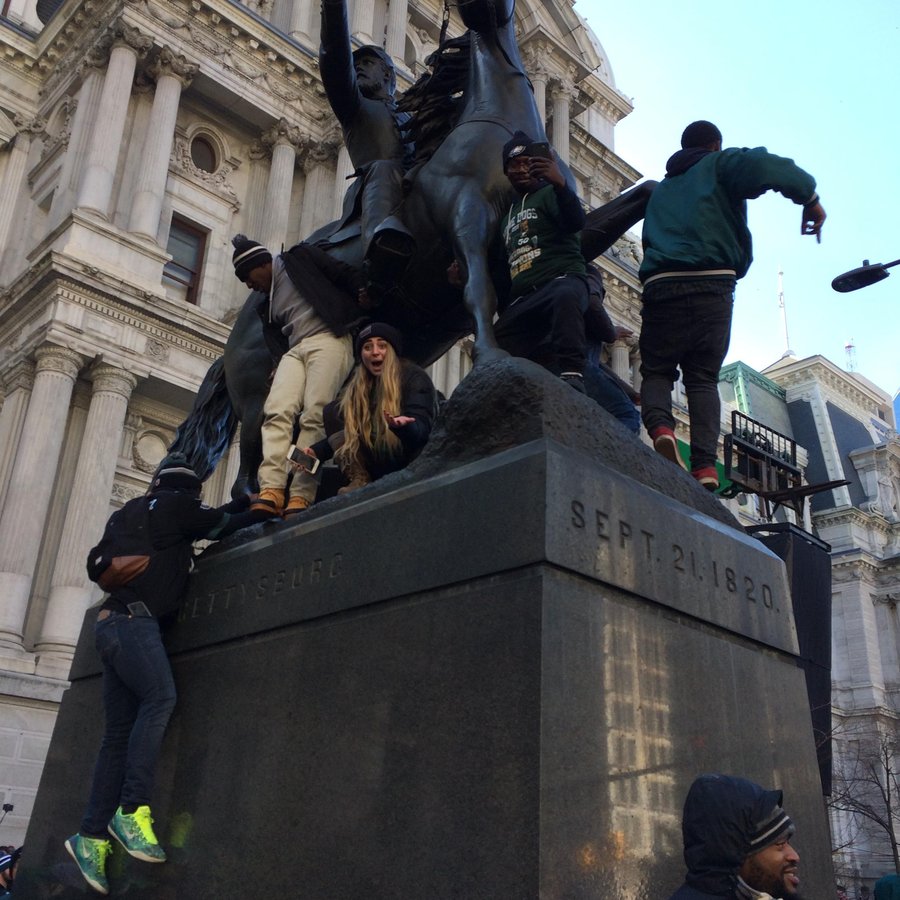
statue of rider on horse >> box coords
[169,0,653,497]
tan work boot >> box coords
[337,456,371,495]
[250,487,285,516]
[284,495,311,516]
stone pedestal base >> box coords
[18,361,835,898]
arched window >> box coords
[190,136,217,173]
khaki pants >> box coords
[258,331,353,502]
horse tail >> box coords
[168,356,237,482]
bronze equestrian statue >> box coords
[170,0,653,496]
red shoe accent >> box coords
[649,426,687,471]
[692,466,719,492]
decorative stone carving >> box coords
[1,360,36,394]
[34,344,83,379]
[145,337,171,362]
[39,97,78,161]
[110,20,154,57]
[301,136,340,172]
[151,46,200,87]
[133,429,170,473]
[171,135,241,207]
[261,117,305,153]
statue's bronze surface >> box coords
[172,0,649,494]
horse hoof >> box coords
[472,346,509,367]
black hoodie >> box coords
[668,774,789,899]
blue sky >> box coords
[575,0,900,398]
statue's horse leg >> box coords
[229,399,265,499]
[449,182,509,366]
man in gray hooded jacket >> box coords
[668,774,802,899]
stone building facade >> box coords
[0,0,644,846]
[719,355,900,892]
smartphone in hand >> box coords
[288,445,320,475]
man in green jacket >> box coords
[638,120,825,490]
[493,131,590,393]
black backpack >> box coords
[86,496,153,592]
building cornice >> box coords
[720,361,787,403]
[0,252,228,380]
[766,355,890,414]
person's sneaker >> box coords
[692,466,719,492]
[250,487,285,517]
[283,495,311,516]
[108,806,167,863]
[560,372,586,394]
[65,833,111,895]
[649,426,688,471]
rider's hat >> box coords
[353,46,397,95]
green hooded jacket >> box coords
[640,146,817,284]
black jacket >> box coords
[103,490,255,620]
[312,362,437,480]
[668,775,785,899]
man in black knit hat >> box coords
[668,773,802,899]
[232,234,364,516]
[66,456,260,895]
[493,131,589,393]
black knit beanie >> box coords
[747,792,795,854]
[153,453,202,493]
[231,234,272,282]
[502,130,534,170]
[355,322,402,358]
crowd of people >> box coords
[53,97,829,894]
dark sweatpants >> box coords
[639,277,734,470]
[494,273,589,375]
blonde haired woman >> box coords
[305,323,437,493]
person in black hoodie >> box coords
[668,773,801,900]
[65,457,261,896]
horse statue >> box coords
[170,0,651,496]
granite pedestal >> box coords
[18,360,834,898]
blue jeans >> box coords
[80,612,177,837]
[584,348,641,434]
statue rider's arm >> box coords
[319,0,361,125]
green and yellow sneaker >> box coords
[108,805,167,862]
[65,833,111,895]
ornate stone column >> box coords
[288,0,314,41]
[0,361,35,516]
[34,364,138,677]
[260,119,303,252]
[0,117,45,260]
[631,347,642,396]
[385,0,409,62]
[522,48,548,127]
[77,22,152,217]
[350,0,376,45]
[610,338,631,382]
[0,346,84,670]
[299,139,340,238]
[549,76,575,164]
[128,48,198,240]
[49,43,109,227]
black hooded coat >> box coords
[668,775,786,899]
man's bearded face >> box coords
[739,839,801,898]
